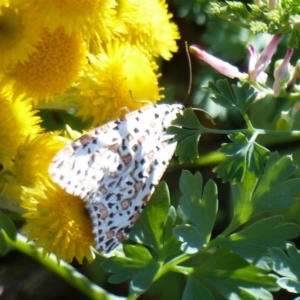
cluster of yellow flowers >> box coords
[0,0,179,262]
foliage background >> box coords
[2,0,300,299]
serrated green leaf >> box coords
[103,244,159,294]
[161,206,181,259]
[178,171,218,243]
[271,244,300,293]
[214,133,270,183]
[171,108,203,129]
[276,277,300,294]
[145,272,183,300]
[103,245,152,283]
[207,80,236,109]
[227,153,300,233]
[228,168,258,231]
[194,247,278,299]
[231,83,257,112]
[182,277,214,300]
[214,150,246,183]
[219,216,300,266]
[207,80,257,113]
[173,225,205,254]
[129,182,170,254]
[252,153,300,214]
[219,132,250,155]
[248,142,270,175]
[168,108,204,162]
[129,260,160,295]
[174,134,200,163]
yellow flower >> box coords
[32,0,121,50]
[0,94,42,170]
[0,172,24,214]
[75,42,164,126]
[0,131,65,213]
[22,183,95,263]
[118,0,180,60]
[10,26,86,102]
[0,2,42,70]
[12,129,94,263]
[12,132,66,188]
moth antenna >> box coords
[192,108,216,126]
[184,41,192,104]
[185,43,215,126]
[129,90,152,106]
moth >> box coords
[49,104,184,253]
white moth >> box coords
[49,104,184,253]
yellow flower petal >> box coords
[0,172,24,214]
[0,131,65,213]
[75,42,163,125]
[0,94,42,169]
[118,0,180,60]
[22,184,94,263]
[12,26,86,102]
[13,132,66,187]
[32,0,121,49]
[0,2,42,69]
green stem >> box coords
[153,253,191,281]
[169,151,226,169]
[205,235,226,250]
[203,126,300,137]
[4,233,125,300]
[242,112,255,131]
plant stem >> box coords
[4,233,125,300]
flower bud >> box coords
[273,48,294,97]
[189,45,248,79]
[252,34,282,81]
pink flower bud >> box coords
[269,0,276,10]
[247,45,258,80]
[189,45,248,79]
[251,34,282,81]
[273,48,294,97]
[286,60,300,92]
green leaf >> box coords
[194,247,278,299]
[168,108,204,162]
[219,216,300,267]
[214,133,270,183]
[207,80,257,113]
[231,83,258,112]
[0,211,17,254]
[173,225,205,254]
[161,206,182,259]
[211,1,300,37]
[146,272,183,300]
[171,107,204,129]
[178,171,218,244]
[252,153,300,214]
[175,134,200,163]
[211,2,252,29]
[227,153,300,233]
[271,243,300,293]
[102,244,159,295]
[182,277,214,300]
[129,182,170,254]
